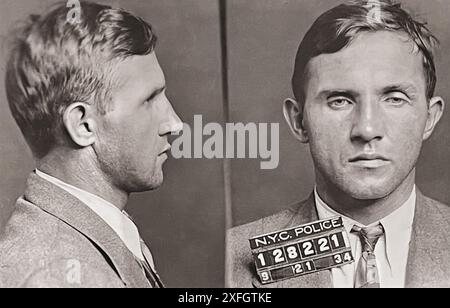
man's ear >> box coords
[283,98,309,143]
[63,103,97,147]
[423,96,445,141]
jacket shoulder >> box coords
[0,198,122,288]
[226,202,306,288]
[422,195,450,215]
[229,207,298,242]
[405,193,450,287]
[419,194,450,231]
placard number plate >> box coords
[249,217,354,284]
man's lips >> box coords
[348,153,389,162]
[159,144,171,156]
[348,153,390,168]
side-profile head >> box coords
[6,1,182,192]
[283,0,445,200]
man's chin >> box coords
[146,175,164,191]
[340,180,395,200]
[129,173,164,193]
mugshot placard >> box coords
[249,217,354,284]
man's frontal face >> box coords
[304,31,430,199]
[96,52,181,193]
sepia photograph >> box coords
[226,0,450,289]
[0,0,449,292]
[0,0,225,288]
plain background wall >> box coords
[226,0,450,226]
[0,0,225,287]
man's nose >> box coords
[350,100,385,143]
[159,100,183,136]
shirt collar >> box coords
[35,169,145,261]
[379,186,416,272]
[314,185,416,228]
[314,185,416,271]
[314,187,359,235]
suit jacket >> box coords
[226,190,450,288]
[0,172,152,288]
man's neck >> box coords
[37,149,129,211]
[315,170,416,225]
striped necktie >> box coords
[351,224,384,288]
[137,238,165,288]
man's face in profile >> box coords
[94,52,181,193]
[302,31,442,200]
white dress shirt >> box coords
[314,186,416,288]
[35,169,149,264]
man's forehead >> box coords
[305,31,426,93]
[114,52,165,88]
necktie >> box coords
[351,224,384,288]
[137,238,165,288]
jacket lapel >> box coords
[405,190,450,287]
[252,193,333,288]
[250,189,450,288]
[24,172,150,288]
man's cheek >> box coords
[402,139,423,163]
[311,142,334,167]
[390,125,423,152]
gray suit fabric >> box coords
[227,190,450,288]
[0,172,151,288]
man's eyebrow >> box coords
[316,89,359,100]
[381,84,418,96]
[146,85,166,101]
[315,83,419,100]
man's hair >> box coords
[5,1,157,158]
[292,0,438,103]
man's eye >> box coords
[145,95,158,105]
[328,98,352,109]
[385,96,408,106]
